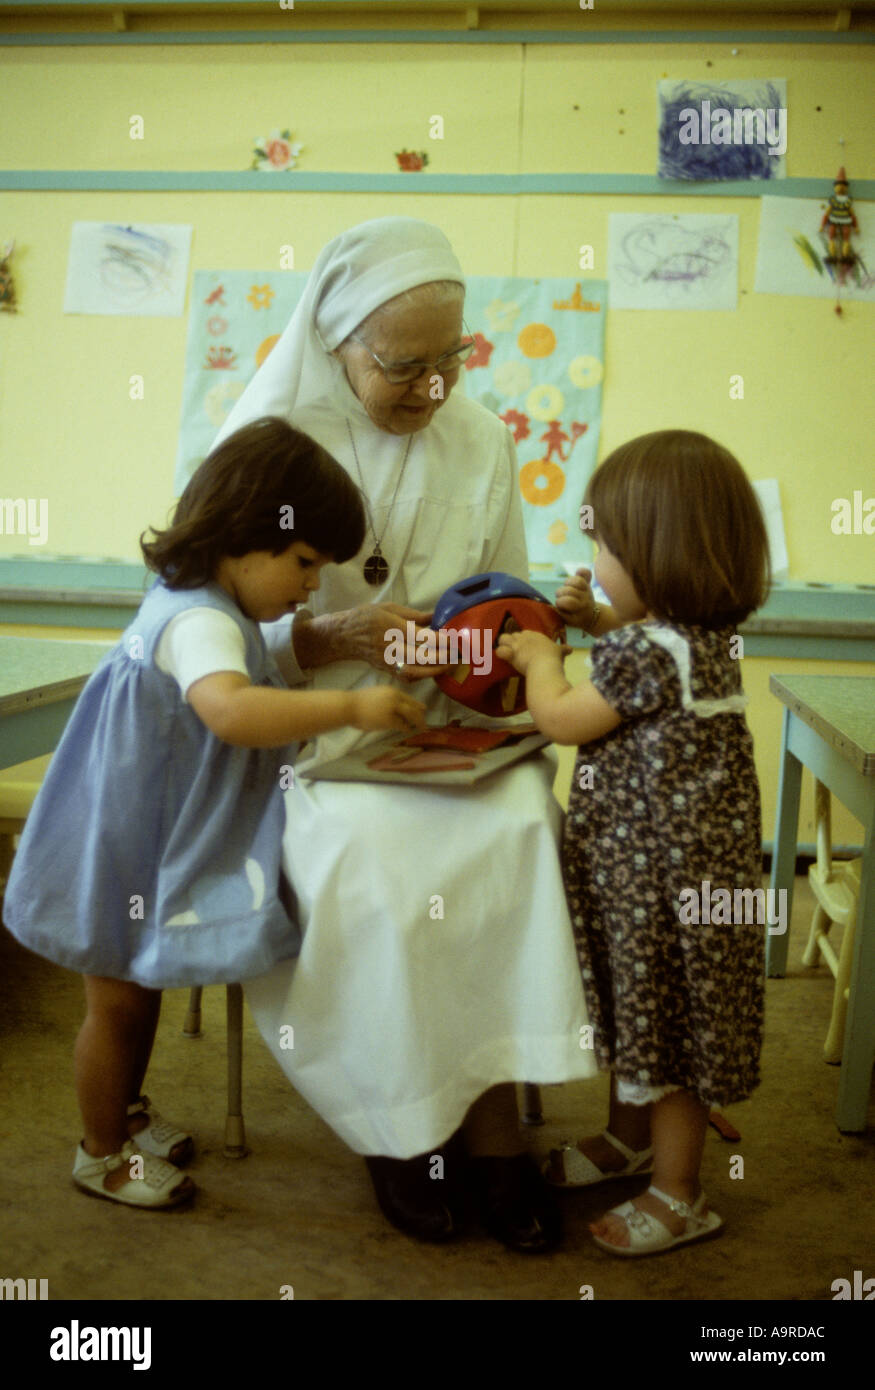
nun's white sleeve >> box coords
[259,614,310,686]
[481,423,529,582]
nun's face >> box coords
[337,294,464,435]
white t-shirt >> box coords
[154,607,249,699]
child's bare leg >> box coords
[572,1074,651,1171]
[129,990,161,1103]
[590,1089,709,1245]
[75,976,161,1190]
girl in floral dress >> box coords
[497,429,770,1256]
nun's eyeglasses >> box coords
[350,329,477,384]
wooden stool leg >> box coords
[802,903,830,968]
[183,986,203,1037]
[0,834,15,885]
[521,1082,544,1126]
[824,904,857,1066]
[224,983,247,1158]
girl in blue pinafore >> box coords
[3,416,426,1210]
[497,429,771,1259]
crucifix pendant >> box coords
[363,546,390,587]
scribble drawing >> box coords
[659,80,785,181]
[99,225,173,302]
[618,222,732,292]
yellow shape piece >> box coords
[256,334,281,368]
[500,677,520,713]
[518,322,557,358]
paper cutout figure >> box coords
[0,240,16,313]
[205,346,237,370]
[395,150,429,171]
[553,284,601,311]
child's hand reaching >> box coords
[350,686,427,733]
[555,568,599,630]
[495,630,570,675]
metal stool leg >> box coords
[522,1082,544,1126]
[183,986,203,1037]
[224,983,247,1158]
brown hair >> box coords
[583,430,770,627]
[141,417,366,589]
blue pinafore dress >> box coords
[3,581,300,988]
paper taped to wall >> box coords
[753,478,789,581]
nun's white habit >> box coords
[209,218,598,1157]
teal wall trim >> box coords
[3,29,875,48]
[2,560,874,658]
[4,171,874,198]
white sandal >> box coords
[73,1138,195,1209]
[126,1095,194,1166]
[543,1130,653,1188]
[590,1184,722,1257]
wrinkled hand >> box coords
[495,629,570,675]
[555,567,597,630]
[349,686,427,732]
[378,604,457,683]
[340,603,433,673]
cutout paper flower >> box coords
[464,332,494,370]
[493,360,532,397]
[204,379,245,427]
[252,129,304,172]
[247,283,275,310]
[485,298,521,333]
[498,408,531,443]
[395,150,429,171]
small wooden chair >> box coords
[801,779,862,1064]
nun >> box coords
[209,216,598,1252]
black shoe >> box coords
[365,1142,465,1244]
[468,1152,562,1254]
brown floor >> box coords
[1,874,872,1302]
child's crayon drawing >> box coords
[608,214,739,310]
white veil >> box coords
[212,216,466,447]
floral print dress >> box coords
[562,620,765,1109]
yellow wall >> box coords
[1,32,872,844]
[1,39,873,574]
